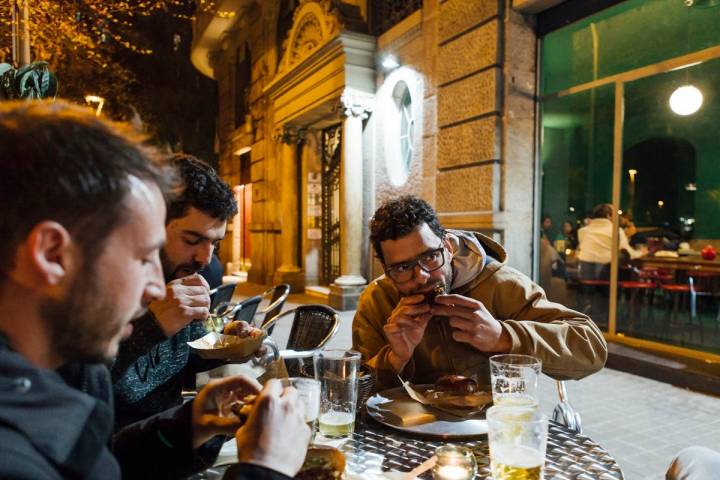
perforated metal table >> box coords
[189,416,623,479]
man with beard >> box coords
[0,101,309,479]
[111,154,247,429]
[352,196,608,388]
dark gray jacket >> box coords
[0,334,290,480]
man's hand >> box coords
[432,294,511,353]
[148,273,211,337]
[236,379,310,478]
[191,374,262,448]
[383,294,432,372]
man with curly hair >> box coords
[353,195,607,388]
[112,154,241,428]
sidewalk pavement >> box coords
[233,281,720,480]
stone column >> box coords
[273,125,305,292]
[329,90,373,310]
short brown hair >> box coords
[0,100,174,281]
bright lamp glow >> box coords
[381,55,400,71]
[669,85,703,116]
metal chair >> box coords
[552,380,582,434]
[232,295,262,323]
[257,284,290,331]
[209,283,236,312]
[261,304,340,375]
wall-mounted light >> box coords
[658,200,665,208]
[669,85,703,116]
[381,54,400,71]
[234,146,251,156]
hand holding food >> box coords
[191,374,262,448]
[236,379,311,477]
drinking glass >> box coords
[313,349,360,438]
[486,405,548,480]
[433,445,477,480]
[204,301,238,333]
[284,377,321,439]
[489,354,541,408]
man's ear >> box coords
[26,221,75,286]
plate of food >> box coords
[187,320,266,360]
[365,375,491,438]
[295,445,345,480]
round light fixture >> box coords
[669,85,703,116]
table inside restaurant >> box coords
[188,415,624,480]
[636,254,720,273]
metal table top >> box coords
[339,417,623,479]
[189,417,623,479]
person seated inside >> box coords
[0,101,309,480]
[577,203,645,281]
[352,195,607,388]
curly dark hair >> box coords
[369,195,445,264]
[166,154,238,223]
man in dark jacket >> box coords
[0,101,309,479]
[112,155,248,428]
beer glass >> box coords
[313,349,360,438]
[487,405,548,480]
[489,354,541,408]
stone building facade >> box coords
[191,0,550,309]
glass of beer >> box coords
[490,354,541,408]
[313,349,360,438]
[487,405,548,480]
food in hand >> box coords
[223,320,263,338]
[295,446,345,480]
[423,283,447,305]
[433,375,478,394]
[228,394,257,421]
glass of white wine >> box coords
[313,349,360,439]
[489,354,541,408]
[487,405,548,480]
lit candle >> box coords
[433,445,476,480]
[434,464,473,480]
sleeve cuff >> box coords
[499,320,523,354]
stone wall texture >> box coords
[437,67,498,127]
[439,0,498,43]
[436,163,496,212]
[438,115,499,169]
[438,20,498,85]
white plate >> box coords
[366,386,488,438]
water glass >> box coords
[284,377,320,439]
[489,354,541,408]
[313,349,360,438]
[433,445,477,480]
[487,405,548,480]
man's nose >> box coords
[413,264,430,284]
[144,259,166,303]
[194,242,213,267]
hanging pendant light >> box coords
[669,85,703,116]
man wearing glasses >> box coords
[352,196,607,388]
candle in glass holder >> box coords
[433,445,476,480]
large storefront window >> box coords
[539,0,720,359]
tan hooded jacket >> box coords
[352,230,607,388]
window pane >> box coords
[539,85,615,330]
[617,57,720,354]
[541,0,720,95]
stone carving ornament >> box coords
[277,0,341,74]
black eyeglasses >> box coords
[384,246,445,283]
